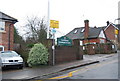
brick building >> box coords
[65,20,107,45]
[0,11,18,51]
[103,21,119,45]
[113,24,120,49]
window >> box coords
[0,45,4,51]
[100,39,105,43]
[0,21,5,31]
[83,46,85,50]
[81,28,85,32]
[74,30,78,34]
[80,41,83,46]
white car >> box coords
[0,51,23,69]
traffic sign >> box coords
[50,20,59,28]
[51,28,56,34]
[115,29,118,35]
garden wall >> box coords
[47,39,83,65]
[83,43,117,55]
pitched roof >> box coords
[115,24,120,30]
[0,11,18,23]
[104,23,119,31]
[65,27,104,40]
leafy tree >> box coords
[27,43,49,67]
[14,27,24,43]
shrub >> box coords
[27,43,49,67]
[27,44,34,48]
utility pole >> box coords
[47,0,50,39]
[52,30,55,65]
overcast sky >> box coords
[0,0,119,37]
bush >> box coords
[27,43,49,67]
[27,44,34,48]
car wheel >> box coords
[18,65,23,69]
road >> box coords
[1,51,119,80]
[49,52,119,80]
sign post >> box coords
[50,20,59,65]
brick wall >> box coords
[1,22,14,51]
[54,46,83,64]
[48,40,83,65]
[105,24,118,44]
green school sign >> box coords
[57,36,72,46]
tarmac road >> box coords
[49,52,119,80]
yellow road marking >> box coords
[68,70,79,77]
[36,80,43,81]
[49,75,68,79]
[49,59,118,79]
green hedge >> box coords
[27,43,49,67]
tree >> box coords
[14,27,24,43]
[25,16,48,44]
[27,43,49,67]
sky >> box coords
[0,0,120,38]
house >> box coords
[0,11,18,51]
[115,24,120,43]
[114,24,120,49]
[65,20,107,45]
[102,21,119,47]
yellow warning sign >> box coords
[50,20,59,28]
[115,29,119,35]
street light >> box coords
[47,0,50,39]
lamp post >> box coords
[47,0,50,39]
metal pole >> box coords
[47,0,50,39]
[52,32,55,65]
[8,24,11,50]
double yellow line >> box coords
[36,59,118,81]
[49,70,78,79]
[49,59,118,79]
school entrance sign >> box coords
[57,36,72,46]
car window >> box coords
[0,51,19,57]
[1,51,12,54]
[0,54,19,57]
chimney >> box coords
[84,20,89,39]
[94,26,97,28]
[106,21,109,26]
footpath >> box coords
[24,53,117,80]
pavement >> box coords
[22,52,117,80]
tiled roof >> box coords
[0,11,18,23]
[65,27,104,40]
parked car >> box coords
[0,51,23,69]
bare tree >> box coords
[25,16,47,44]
